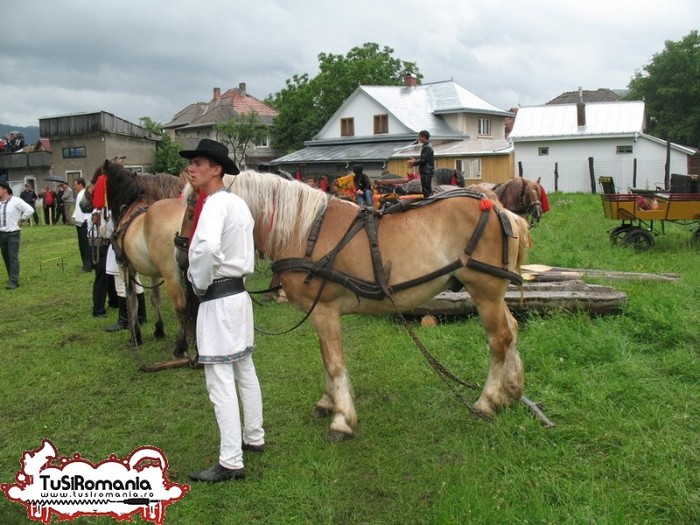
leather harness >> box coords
[271,189,523,301]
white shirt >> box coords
[72,188,92,226]
[0,195,34,232]
[188,190,256,362]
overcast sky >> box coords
[1,0,698,128]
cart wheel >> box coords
[622,228,654,251]
[609,225,632,244]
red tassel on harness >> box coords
[480,198,494,211]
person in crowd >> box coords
[0,181,34,289]
[180,138,265,483]
[88,169,142,325]
[407,130,435,197]
[62,181,75,225]
[40,185,56,225]
[72,178,92,272]
[352,164,374,208]
[19,184,39,225]
[54,183,67,224]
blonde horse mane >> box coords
[228,171,329,255]
[183,171,330,255]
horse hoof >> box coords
[313,406,333,418]
[327,429,353,442]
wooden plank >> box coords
[407,280,627,317]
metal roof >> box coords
[509,101,646,140]
[272,140,414,164]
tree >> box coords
[139,116,187,175]
[266,43,422,153]
[213,110,268,169]
[626,30,700,148]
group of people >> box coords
[15,181,76,226]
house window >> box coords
[65,170,82,181]
[125,166,143,174]
[478,118,491,136]
[62,147,86,159]
[456,158,482,179]
[616,145,633,154]
[538,147,549,156]
[255,135,269,148]
[340,118,355,137]
[373,114,388,134]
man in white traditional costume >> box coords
[181,139,265,483]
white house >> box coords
[273,76,515,182]
[509,100,696,192]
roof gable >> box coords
[316,80,510,140]
[509,101,646,139]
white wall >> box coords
[513,136,690,192]
[316,94,412,140]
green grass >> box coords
[1,192,699,524]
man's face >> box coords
[418,134,427,144]
[0,186,8,199]
[187,156,220,189]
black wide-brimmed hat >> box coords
[179,139,240,175]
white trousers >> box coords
[204,356,264,470]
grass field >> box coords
[1,192,698,524]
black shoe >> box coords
[188,463,245,483]
[242,442,265,453]
[105,321,129,332]
[5,283,18,290]
[93,312,107,318]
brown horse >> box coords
[98,160,192,358]
[190,171,530,439]
[471,177,544,224]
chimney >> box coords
[576,86,586,128]
[404,73,417,88]
[213,87,221,101]
[238,82,247,96]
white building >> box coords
[510,100,696,192]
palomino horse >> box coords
[98,160,192,358]
[471,177,544,225]
[188,171,530,439]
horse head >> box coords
[522,177,543,223]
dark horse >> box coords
[471,177,544,225]
[98,160,192,358]
[182,171,530,439]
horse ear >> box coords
[536,177,541,184]
[102,159,109,171]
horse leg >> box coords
[164,276,189,358]
[469,290,523,415]
[126,286,142,346]
[310,305,357,440]
[151,278,165,339]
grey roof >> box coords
[316,80,512,140]
[547,88,625,105]
[273,140,414,164]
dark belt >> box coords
[201,277,246,302]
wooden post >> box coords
[665,140,671,190]
[633,158,637,188]
[588,157,596,193]
[554,162,559,192]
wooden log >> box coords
[521,264,679,282]
[407,280,627,317]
